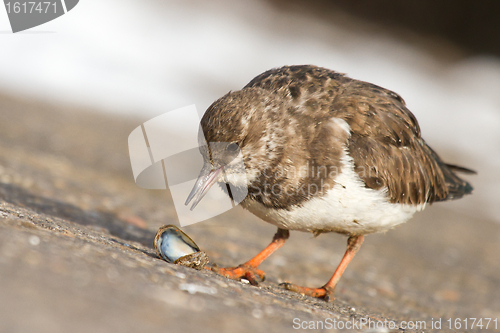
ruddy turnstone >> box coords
[185,65,475,301]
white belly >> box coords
[242,152,424,236]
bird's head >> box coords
[185,89,270,210]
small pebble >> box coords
[28,235,40,246]
[252,308,263,319]
[179,283,217,295]
[264,306,275,316]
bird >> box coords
[185,65,475,301]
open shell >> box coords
[154,224,208,270]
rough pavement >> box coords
[0,92,499,333]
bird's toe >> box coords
[210,264,265,285]
[279,282,335,301]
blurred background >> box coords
[1,0,498,224]
[1,1,499,332]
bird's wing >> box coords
[245,65,473,205]
[337,80,473,205]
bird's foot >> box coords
[279,282,335,302]
[209,263,266,285]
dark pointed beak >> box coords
[185,164,223,211]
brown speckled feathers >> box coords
[243,65,473,206]
[201,65,473,209]
[189,65,475,299]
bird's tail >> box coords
[441,162,475,200]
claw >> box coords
[203,228,288,286]
[279,282,334,301]
[211,264,266,285]
[278,235,364,302]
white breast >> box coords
[242,149,424,236]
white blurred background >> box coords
[0,0,499,222]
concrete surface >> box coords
[0,92,499,333]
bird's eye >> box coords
[227,142,239,153]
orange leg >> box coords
[208,228,289,285]
[280,235,364,301]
